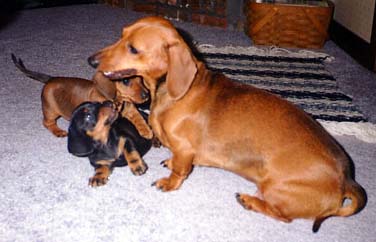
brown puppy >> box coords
[114,78,153,139]
[12,54,150,138]
[89,16,367,232]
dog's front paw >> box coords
[89,174,109,187]
[152,175,184,192]
[130,160,148,176]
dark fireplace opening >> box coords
[126,0,245,29]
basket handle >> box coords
[251,7,278,35]
[304,9,328,36]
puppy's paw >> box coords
[52,129,68,137]
[129,160,148,176]
[45,122,67,137]
[152,136,162,148]
[89,174,109,187]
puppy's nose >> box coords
[87,54,100,68]
[102,100,114,108]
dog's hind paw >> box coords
[50,128,68,137]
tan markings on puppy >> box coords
[86,106,115,144]
[122,140,147,176]
[117,137,126,157]
[96,159,115,166]
[121,102,153,139]
[89,162,112,187]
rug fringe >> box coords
[318,120,376,143]
[197,44,335,62]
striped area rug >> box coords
[196,45,376,143]
[197,45,364,122]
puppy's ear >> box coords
[93,72,116,100]
[166,40,197,100]
[67,122,94,157]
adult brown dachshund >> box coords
[88,16,367,232]
[12,54,151,139]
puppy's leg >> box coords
[152,136,162,148]
[124,138,148,175]
[121,102,153,139]
[42,112,67,137]
[41,91,68,137]
[153,151,193,192]
[89,162,112,187]
[236,193,292,223]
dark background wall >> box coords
[1,0,98,10]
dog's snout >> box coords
[88,54,100,68]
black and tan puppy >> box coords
[12,54,149,137]
[68,101,151,186]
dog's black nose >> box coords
[102,100,114,108]
[87,55,100,68]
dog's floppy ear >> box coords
[166,40,197,100]
[93,71,116,100]
[67,122,94,157]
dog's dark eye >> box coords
[122,78,130,86]
[128,44,138,54]
[84,113,93,122]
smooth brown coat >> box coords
[89,16,367,232]
[13,54,150,137]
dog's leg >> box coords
[43,117,67,137]
[152,152,193,192]
[123,138,148,175]
[236,193,292,223]
[89,164,112,187]
[121,102,153,139]
[42,103,67,137]
[152,136,162,148]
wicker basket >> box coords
[245,1,334,48]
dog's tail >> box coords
[11,53,52,83]
[336,180,367,217]
[312,179,367,233]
